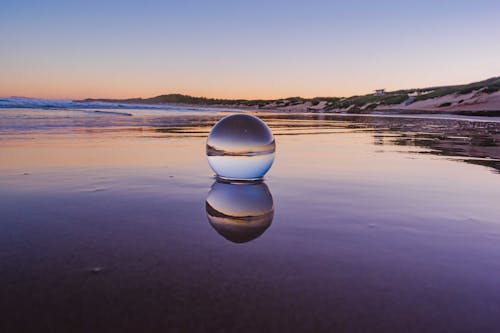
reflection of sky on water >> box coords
[1,109,499,172]
[1,109,500,331]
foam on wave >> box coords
[0,97,238,112]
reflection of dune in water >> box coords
[206,202,273,244]
[206,201,273,220]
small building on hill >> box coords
[375,89,385,96]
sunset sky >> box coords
[1,0,499,100]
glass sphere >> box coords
[205,180,274,243]
[206,114,275,180]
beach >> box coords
[1,106,500,332]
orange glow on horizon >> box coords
[2,73,497,101]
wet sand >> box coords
[1,108,500,332]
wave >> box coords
[0,97,241,112]
[90,110,133,116]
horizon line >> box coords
[2,75,498,102]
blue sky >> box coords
[1,0,499,99]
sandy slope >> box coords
[375,90,500,112]
[229,90,500,114]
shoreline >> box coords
[151,101,500,119]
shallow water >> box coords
[1,107,500,332]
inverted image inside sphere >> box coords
[206,114,276,180]
[206,114,275,156]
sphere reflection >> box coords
[205,180,274,243]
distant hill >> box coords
[78,76,500,113]
[79,94,249,106]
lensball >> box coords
[206,114,275,180]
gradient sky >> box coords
[1,0,499,99]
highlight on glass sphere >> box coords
[205,180,274,243]
[206,114,275,181]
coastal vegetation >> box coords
[80,76,500,112]
[412,76,500,101]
